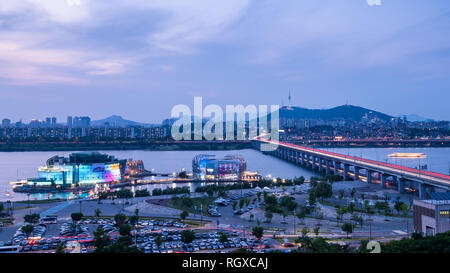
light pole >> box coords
[27,194,31,214]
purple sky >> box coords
[0,0,449,123]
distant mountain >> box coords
[406,114,433,122]
[91,115,158,127]
[279,105,393,121]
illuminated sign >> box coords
[440,210,449,218]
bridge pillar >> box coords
[312,156,318,170]
[301,153,305,166]
[418,183,426,199]
[366,170,373,184]
[354,167,361,181]
[343,164,350,180]
[326,160,331,175]
[334,161,340,175]
[381,173,387,189]
[318,159,324,173]
[397,177,405,194]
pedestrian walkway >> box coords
[40,201,74,217]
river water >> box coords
[0,148,448,201]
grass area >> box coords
[0,217,14,225]
[81,215,211,225]
[319,200,412,219]
[15,198,64,204]
[11,206,36,211]
[165,196,216,217]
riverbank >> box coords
[0,140,252,152]
[296,139,450,148]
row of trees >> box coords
[152,187,190,196]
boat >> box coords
[388,152,427,159]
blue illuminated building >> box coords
[25,152,126,188]
[192,154,246,181]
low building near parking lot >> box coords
[413,199,450,236]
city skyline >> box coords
[0,1,450,123]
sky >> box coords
[0,0,449,123]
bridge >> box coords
[253,139,450,199]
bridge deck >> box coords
[259,139,450,188]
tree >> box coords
[181,230,196,244]
[206,188,214,197]
[336,206,346,225]
[257,192,261,202]
[287,200,298,214]
[265,195,278,206]
[314,226,320,236]
[252,226,264,240]
[301,227,309,237]
[394,201,406,215]
[154,234,163,251]
[71,212,83,222]
[134,208,140,217]
[129,215,139,227]
[232,201,238,211]
[71,212,83,234]
[22,224,34,239]
[347,202,355,214]
[315,182,332,201]
[264,210,273,223]
[0,203,4,214]
[93,227,110,252]
[350,188,356,198]
[380,231,450,253]
[239,198,245,210]
[297,207,307,224]
[180,210,189,221]
[114,213,126,227]
[119,224,131,236]
[341,223,353,238]
[24,214,40,224]
[219,232,228,243]
[94,208,101,218]
[308,190,316,206]
[249,213,254,222]
[281,210,288,224]
[55,242,65,253]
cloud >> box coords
[86,59,129,76]
[143,0,252,54]
[0,0,253,85]
[0,31,132,85]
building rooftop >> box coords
[429,192,450,201]
[418,199,450,205]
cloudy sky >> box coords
[0,0,449,123]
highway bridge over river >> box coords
[253,139,450,199]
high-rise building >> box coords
[1,119,11,127]
[73,116,91,128]
[51,117,57,126]
[67,116,73,127]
